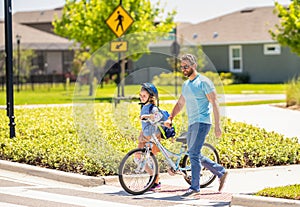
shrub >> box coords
[152,72,186,86]
[256,184,300,200]
[217,118,300,168]
[286,76,300,107]
[0,104,299,176]
[152,71,235,86]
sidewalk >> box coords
[224,104,300,140]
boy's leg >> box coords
[138,132,161,187]
[152,133,161,185]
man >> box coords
[165,54,228,198]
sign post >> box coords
[170,26,180,97]
[106,2,134,97]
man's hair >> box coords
[181,54,197,66]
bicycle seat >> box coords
[176,132,187,144]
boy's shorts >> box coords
[142,125,160,137]
[139,132,161,154]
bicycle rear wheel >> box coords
[181,143,220,188]
[118,148,158,195]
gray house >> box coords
[176,6,300,83]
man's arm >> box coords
[169,95,185,121]
[206,91,222,137]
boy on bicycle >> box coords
[137,82,163,190]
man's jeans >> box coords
[186,122,226,192]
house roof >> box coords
[177,6,280,45]
[0,21,74,51]
[13,7,62,24]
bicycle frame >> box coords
[147,126,189,172]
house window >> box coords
[264,44,281,55]
[229,45,242,72]
[62,51,74,74]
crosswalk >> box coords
[0,187,139,207]
[0,169,231,207]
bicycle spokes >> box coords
[119,148,158,195]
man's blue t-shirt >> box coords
[182,73,215,126]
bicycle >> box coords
[118,117,220,195]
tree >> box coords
[53,0,176,54]
[13,49,36,79]
[270,0,300,56]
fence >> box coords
[0,74,77,91]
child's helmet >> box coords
[141,83,158,99]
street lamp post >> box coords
[16,34,21,92]
[4,0,16,138]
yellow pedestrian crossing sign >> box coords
[110,41,128,52]
[106,5,134,38]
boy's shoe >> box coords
[180,188,200,198]
[149,182,161,191]
[218,171,228,192]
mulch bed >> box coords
[274,103,300,111]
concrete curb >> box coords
[0,160,105,187]
[231,194,300,207]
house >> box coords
[0,8,75,77]
[175,6,300,83]
[127,6,300,84]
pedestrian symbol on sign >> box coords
[116,11,124,32]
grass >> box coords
[0,83,286,105]
[223,99,285,106]
[256,184,300,200]
[223,83,286,94]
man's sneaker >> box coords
[150,182,161,191]
[218,171,228,192]
[180,188,200,198]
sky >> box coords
[0,0,292,24]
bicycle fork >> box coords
[135,144,153,173]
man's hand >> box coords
[215,125,222,138]
[164,119,172,128]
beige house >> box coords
[0,8,75,76]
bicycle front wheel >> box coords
[118,148,158,195]
[182,143,220,188]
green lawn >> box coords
[0,83,286,105]
[223,83,286,94]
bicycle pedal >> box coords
[167,168,176,176]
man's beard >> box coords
[184,69,193,77]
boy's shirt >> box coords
[140,104,162,133]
